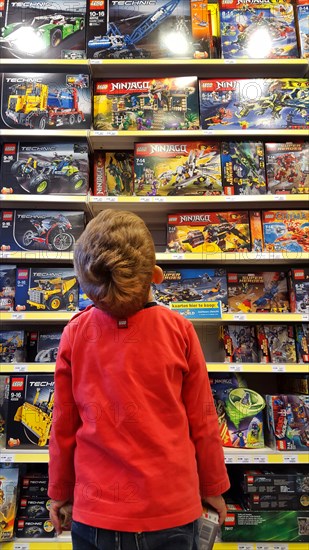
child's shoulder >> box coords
[67,305,95,325]
[151,304,193,330]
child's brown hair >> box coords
[74,209,156,318]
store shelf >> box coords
[0,194,88,209]
[1,251,74,262]
[1,312,76,323]
[3,533,72,549]
[0,130,88,138]
[206,363,309,374]
[0,58,88,65]
[155,251,309,265]
[0,363,56,374]
[224,447,309,465]
[2,542,309,550]
[0,449,49,463]
[214,545,308,550]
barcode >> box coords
[200,524,212,542]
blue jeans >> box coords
[72,519,200,550]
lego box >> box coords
[220,0,298,59]
[0,0,86,59]
[18,497,51,518]
[15,518,56,538]
[15,267,79,312]
[94,150,134,196]
[266,394,309,451]
[244,492,309,510]
[134,141,222,196]
[0,467,19,542]
[262,209,309,252]
[242,469,306,494]
[0,72,91,130]
[1,210,85,252]
[295,324,309,363]
[199,78,309,130]
[153,267,228,310]
[227,271,290,313]
[257,324,297,364]
[167,211,251,253]
[0,141,89,195]
[222,325,258,363]
[265,141,309,194]
[35,332,62,362]
[221,141,266,195]
[21,474,49,497]
[93,76,199,131]
[297,0,309,58]
[4,374,54,449]
[0,330,26,363]
[289,268,309,314]
[0,264,15,311]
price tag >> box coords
[1,251,11,258]
[233,314,247,321]
[90,59,102,64]
[14,544,30,550]
[225,195,237,201]
[273,545,288,550]
[238,545,254,550]
[272,364,286,373]
[171,253,185,260]
[0,452,14,463]
[273,252,283,260]
[237,456,251,464]
[225,456,234,464]
[253,456,267,464]
[273,195,286,201]
[14,364,27,372]
[91,196,104,202]
[94,130,118,136]
[229,364,243,372]
[12,312,24,320]
[104,196,118,202]
[283,455,298,464]
[140,197,152,202]
[260,252,270,259]
[202,130,214,135]
[302,314,309,321]
[153,197,166,202]
[224,59,237,64]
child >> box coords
[48,210,230,549]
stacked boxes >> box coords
[16,473,55,538]
[266,394,309,451]
[0,265,16,311]
[227,271,290,313]
[93,151,134,196]
[0,467,19,542]
[289,268,309,313]
[265,142,309,194]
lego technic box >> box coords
[222,325,259,363]
[296,324,309,363]
[244,492,309,511]
[15,518,56,538]
[0,264,16,311]
[0,330,26,363]
[1,141,89,195]
[94,150,134,196]
[93,76,199,131]
[0,0,86,59]
[289,268,309,313]
[210,373,265,448]
[221,141,266,195]
[220,0,298,59]
[266,394,309,451]
[15,267,79,312]
[34,331,62,362]
[134,141,223,196]
[242,468,308,494]
[153,267,228,310]
[297,0,309,58]
[1,210,85,252]
[20,474,49,496]
[86,0,220,60]
[18,496,51,518]
[262,209,309,252]
[257,324,297,364]
[4,374,54,449]
[227,271,290,313]
[167,210,251,253]
[265,141,309,194]
[199,78,309,130]
[0,467,19,542]
[0,72,91,130]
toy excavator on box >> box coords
[13,386,54,447]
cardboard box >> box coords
[21,474,49,497]
[289,268,309,314]
[0,467,19,542]
[295,324,309,363]
[227,271,290,313]
[1,141,89,195]
[262,209,309,252]
[280,374,309,394]
[199,506,220,550]
[265,141,309,194]
[135,141,222,196]
[35,332,62,362]
[244,492,309,510]
[1,210,84,252]
[15,518,56,538]
[266,394,309,451]
[0,265,16,311]
[242,469,301,494]
[93,76,199,131]
[257,324,297,364]
[221,141,266,195]
[249,210,264,252]
[0,331,26,363]
[222,325,258,363]
[0,72,91,130]
[18,497,51,518]
[93,150,134,196]
[296,0,309,58]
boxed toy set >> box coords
[262,209,309,252]
[18,496,51,518]
[0,0,86,59]
[257,324,297,364]
[227,271,290,313]
[0,330,26,363]
[249,210,263,252]
[15,267,79,312]
[199,506,220,550]
[34,332,62,362]
[134,141,222,196]
[0,467,19,542]
[266,394,309,451]
[220,0,298,59]
[280,374,309,394]
[93,76,199,131]
[199,78,309,130]
[86,0,219,60]
[222,505,309,542]
[20,474,49,496]
[93,150,134,196]
[221,141,266,195]
[0,141,89,195]
[0,264,15,311]
[296,0,309,58]
[15,518,56,538]
[167,210,251,253]
[241,468,308,494]
[295,324,309,363]
[153,267,228,310]
[1,210,85,252]
[0,72,91,130]
[289,268,309,313]
[222,325,258,363]
[265,141,309,194]
[210,373,265,448]
[244,492,309,510]
[4,374,54,449]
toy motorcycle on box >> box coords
[22,214,75,251]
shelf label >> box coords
[14,364,27,372]
[273,252,283,260]
[253,456,268,464]
[273,195,286,201]
[238,545,254,550]
[273,546,288,550]
[14,544,30,550]
[236,456,251,464]
[257,546,288,550]
[90,59,102,64]
[302,314,309,321]
[153,197,166,202]
[224,59,237,64]
[171,253,185,260]
[225,456,234,464]
[202,130,214,135]
[12,312,24,320]
[229,364,243,372]
[170,301,222,320]
[140,197,152,202]
[233,313,247,321]
[225,195,237,201]
[283,454,298,464]
[94,130,118,136]
[1,251,11,258]
[0,452,14,463]
[272,364,286,373]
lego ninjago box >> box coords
[219,0,298,59]
[153,267,228,310]
[15,267,79,312]
[0,467,19,542]
[4,374,54,449]
[0,330,26,363]
[262,209,309,252]
[1,210,85,252]
[93,150,134,196]
[167,211,251,253]
[265,141,309,194]
[0,72,91,130]
[266,394,309,451]
[289,268,309,313]
[0,0,86,59]
[134,141,223,196]
[93,76,199,131]
[257,324,297,364]
[199,78,309,130]
[1,141,89,195]
[227,271,290,313]
[221,141,266,195]
[296,0,309,58]
[222,325,258,363]
[0,264,16,311]
[86,0,220,60]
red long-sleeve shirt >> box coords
[48,304,230,531]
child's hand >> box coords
[49,499,72,535]
[202,495,227,525]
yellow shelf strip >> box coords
[90,129,309,137]
[0,363,56,374]
[206,363,309,374]
[2,541,308,549]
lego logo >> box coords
[23,479,30,487]
[96,84,108,90]
[253,495,259,502]
[2,211,13,221]
[20,499,27,506]
[4,144,16,154]
[228,273,238,282]
[18,269,29,279]
[225,514,235,526]
[169,217,177,222]
[265,214,274,220]
[18,520,25,528]
[247,476,254,484]
[11,378,24,390]
[293,269,305,280]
